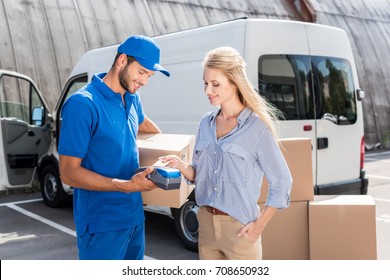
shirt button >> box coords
[214,188,217,191]
[214,170,217,174]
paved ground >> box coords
[0,149,389,260]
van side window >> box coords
[0,74,45,126]
[258,55,313,120]
[311,57,357,125]
[57,74,88,115]
[258,55,357,125]
[64,75,88,102]
[56,74,88,147]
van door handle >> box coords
[317,137,328,149]
[27,130,35,137]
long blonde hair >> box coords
[202,47,282,139]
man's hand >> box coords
[60,155,158,192]
[130,166,158,192]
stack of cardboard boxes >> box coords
[258,138,313,260]
[258,138,377,260]
[137,134,377,260]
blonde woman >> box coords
[161,47,292,260]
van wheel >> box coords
[173,193,199,252]
[40,165,70,208]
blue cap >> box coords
[117,35,170,77]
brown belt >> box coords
[205,206,229,216]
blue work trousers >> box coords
[77,223,145,260]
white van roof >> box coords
[69,18,347,81]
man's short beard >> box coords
[118,64,132,93]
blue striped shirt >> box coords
[192,107,292,225]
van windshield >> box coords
[258,55,357,125]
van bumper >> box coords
[314,170,369,195]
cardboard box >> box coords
[258,138,314,203]
[137,133,195,208]
[260,201,309,260]
[309,195,377,260]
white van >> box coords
[0,18,368,251]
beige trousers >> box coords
[197,206,262,260]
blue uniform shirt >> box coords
[193,107,293,225]
[58,73,145,235]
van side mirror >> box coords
[357,89,365,101]
[32,106,44,126]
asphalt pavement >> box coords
[0,149,389,260]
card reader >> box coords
[136,166,182,190]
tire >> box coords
[40,165,71,208]
[173,193,199,252]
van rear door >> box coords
[306,25,363,192]
[245,20,318,186]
